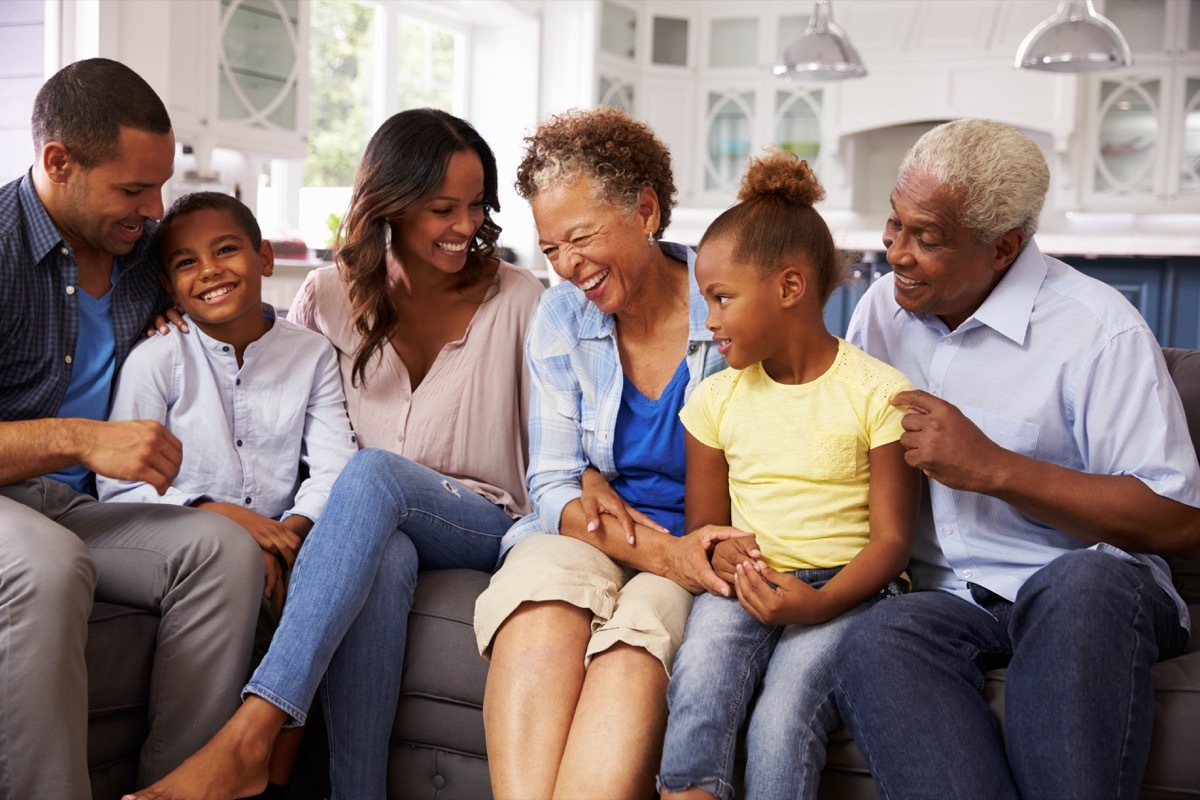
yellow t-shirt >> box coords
[680,338,913,571]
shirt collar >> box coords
[18,171,67,267]
[899,236,1047,346]
[575,241,710,344]
[969,237,1047,345]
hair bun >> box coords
[737,149,825,207]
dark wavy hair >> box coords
[154,191,263,270]
[337,109,501,387]
[33,58,171,168]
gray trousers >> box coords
[0,478,263,799]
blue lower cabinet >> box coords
[837,253,1199,349]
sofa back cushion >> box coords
[1162,348,1200,607]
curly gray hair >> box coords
[898,118,1049,244]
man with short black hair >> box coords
[0,57,262,797]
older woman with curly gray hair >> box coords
[474,107,744,798]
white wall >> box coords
[0,0,46,181]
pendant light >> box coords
[1015,0,1132,72]
[773,0,867,81]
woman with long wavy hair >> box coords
[125,109,542,800]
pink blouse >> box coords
[289,262,542,518]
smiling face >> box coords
[696,235,787,371]
[55,126,175,259]
[531,178,660,317]
[882,169,1018,331]
[393,149,486,278]
[160,207,273,347]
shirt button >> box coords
[236,378,241,385]
[66,285,76,295]
[59,246,69,256]
[943,337,952,345]
[236,439,243,447]
[943,526,954,536]
[351,434,357,444]
[963,569,974,579]
[222,345,230,352]
[244,496,252,505]
[64,354,73,364]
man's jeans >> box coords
[660,567,898,800]
[244,448,514,799]
[834,549,1189,800]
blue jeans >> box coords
[834,549,1189,800]
[660,567,894,800]
[244,448,514,799]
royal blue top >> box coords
[609,357,690,536]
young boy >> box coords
[97,192,357,602]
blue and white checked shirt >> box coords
[499,242,726,557]
[0,172,168,423]
[848,238,1200,630]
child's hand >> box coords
[665,525,756,596]
[195,501,301,566]
[735,561,834,626]
[144,306,189,337]
[580,467,668,545]
[711,535,761,585]
[261,551,285,601]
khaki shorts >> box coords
[474,533,694,675]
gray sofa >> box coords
[86,348,1200,799]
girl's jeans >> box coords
[659,566,899,800]
[244,448,514,799]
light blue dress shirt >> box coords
[847,239,1200,630]
[98,305,358,523]
[500,242,726,557]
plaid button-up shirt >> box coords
[498,242,726,558]
[0,172,167,422]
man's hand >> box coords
[580,468,668,545]
[735,561,833,626]
[711,535,761,585]
[262,551,285,601]
[195,502,302,567]
[78,419,183,494]
[892,390,1007,493]
[663,525,755,596]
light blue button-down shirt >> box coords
[848,239,1200,630]
[98,306,358,523]
[500,242,726,557]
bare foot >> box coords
[122,697,286,800]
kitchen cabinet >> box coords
[166,0,309,162]
[1080,0,1200,210]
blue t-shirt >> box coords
[609,358,689,536]
[47,272,119,495]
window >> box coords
[258,0,467,255]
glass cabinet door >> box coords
[600,1,637,60]
[1093,77,1162,196]
[705,90,754,190]
[598,75,635,113]
[1179,76,1200,196]
[775,89,822,162]
[218,0,301,130]
[709,17,758,68]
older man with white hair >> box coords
[835,118,1200,800]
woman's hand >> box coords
[580,467,668,545]
[664,524,755,596]
[261,551,285,601]
[145,306,189,337]
[735,561,834,626]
